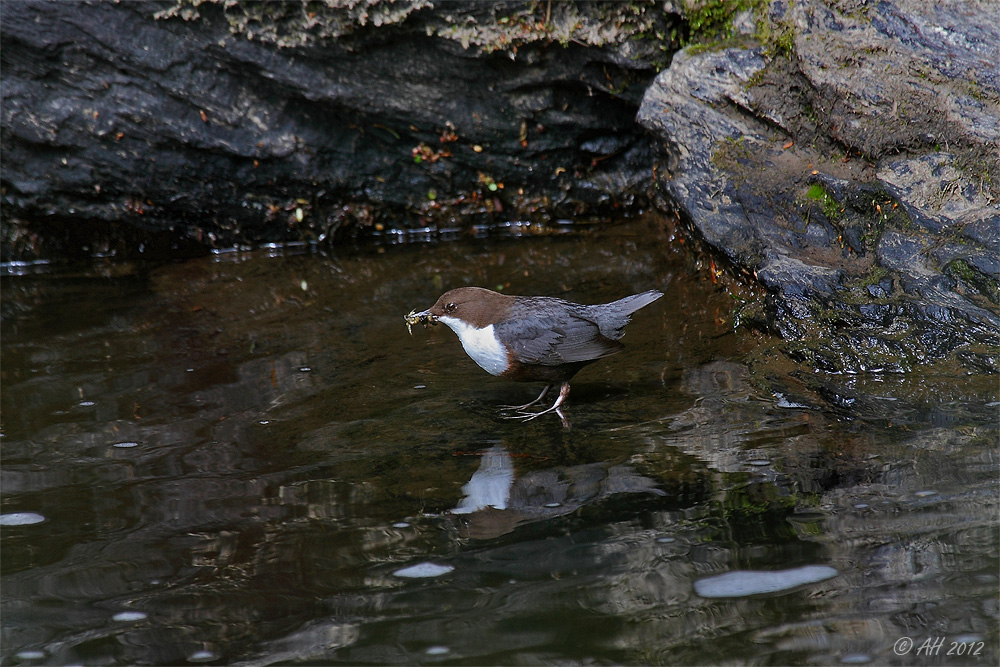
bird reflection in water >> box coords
[450,445,665,540]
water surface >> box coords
[2,218,997,665]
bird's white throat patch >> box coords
[438,316,508,376]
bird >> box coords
[405,286,663,422]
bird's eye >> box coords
[445,302,457,313]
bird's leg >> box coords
[500,383,552,411]
[509,382,571,423]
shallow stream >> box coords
[2,218,996,665]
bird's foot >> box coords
[506,404,561,421]
[499,384,552,412]
[500,382,571,428]
[503,406,570,429]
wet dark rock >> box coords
[637,0,999,411]
[1,0,677,258]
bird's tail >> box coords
[609,290,663,315]
[593,290,663,339]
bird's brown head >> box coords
[405,287,514,333]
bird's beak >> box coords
[405,308,438,336]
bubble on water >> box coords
[0,512,46,526]
[914,490,938,497]
[79,400,95,407]
[840,653,871,664]
[694,565,838,598]
[425,646,450,655]
[187,650,219,663]
[112,611,148,622]
[393,562,454,578]
[393,522,410,528]
[748,459,771,466]
[853,503,869,509]
[298,367,312,372]
[544,502,561,508]
[414,384,426,389]
[656,536,677,544]
[15,650,46,660]
[113,441,140,449]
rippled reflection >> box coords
[2,219,997,665]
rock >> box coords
[3,0,997,417]
[637,0,999,414]
[1,0,677,258]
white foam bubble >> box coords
[393,562,455,579]
[694,565,838,598]
[15,650,46,660]
[112,611,148,622]
[187,650,219,662]
[840,653,872,663]
[0,512,46,526]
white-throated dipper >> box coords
[405,287,663,421]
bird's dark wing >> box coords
[497,304,623,366]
